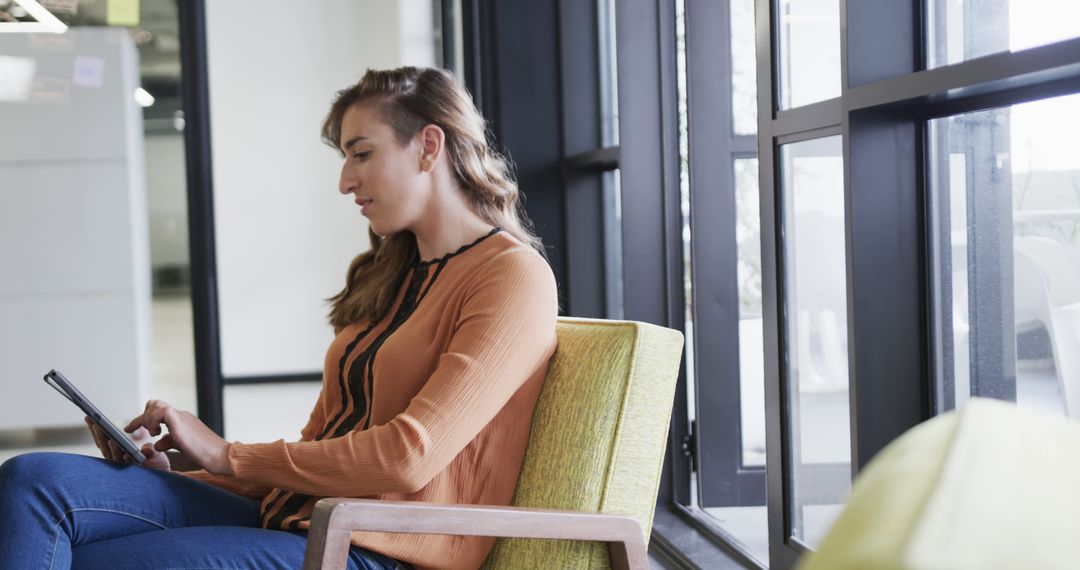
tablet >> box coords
[43,369,146,465]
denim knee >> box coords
[0,452,64,495]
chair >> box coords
[950,236,1080,416]
[1013,236,1080,416]
[800,398,1080,569]
[302,317,685,569]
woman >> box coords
[0,66,558,570]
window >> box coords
[928,0,1080,68]
[422,0,1080,568]
[678,0,768,565]
[779,135,850,548]
[735,156,765,469]
[776,0,840,109]
[0,0,196,447]
[731,0,758,135]
[930,93,1080,416]
[749,0,1080,566]
[599,0,624,319]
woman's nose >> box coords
[339,165,356,195]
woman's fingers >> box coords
[107,439,124,462]
[128,426,152,446]
[88,415,144,464]
[86,419,114,460]
[125,399,170,436]
[86,418,103,454]
[141,410,162,437]
[84,416,97,443]
[89,408,178,467]
[138,442,174,472]
[112,398,213,472]
[153,432,177,453]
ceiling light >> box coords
[0,0,67,34]
[0,55,35,101]
[172,110,185,132]
[134,87,155,107]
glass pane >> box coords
[731,0,757,134]
[204,2,439,437]
[685,0,766,561]
[599,0,619,146]
[927,0,1080,68]
[736,158,766,468]
[209,2,436,383]
[780,135,851,548]
[603,169,624,319]
[0,4,195,459]
[930,92,1080,418]
[674,0,696,504]
[699,158,769,567]
[777,0,841,109]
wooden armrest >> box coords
[302,498,648,570]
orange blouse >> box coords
[181,229,558,569]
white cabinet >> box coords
[0,29,150,430]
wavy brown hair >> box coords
[322,66,546,330]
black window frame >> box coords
[682,0,767,515]
[755,0,1080,567]
[178,0,225,433]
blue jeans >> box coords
[0,452,410,570]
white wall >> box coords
[400,0,438,68]
[206,0,436,378]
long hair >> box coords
[322,66,546,330]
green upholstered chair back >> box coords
[482,317,685,569]
[800,398,1080,570]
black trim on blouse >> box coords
[264,226,502,531]
[411,226,502,268]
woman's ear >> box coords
[418,124,445,172]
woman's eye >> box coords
[353,151,371,161]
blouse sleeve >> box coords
[176,385,329,498]
[298,386,328,442]
[175,469,274,499]
[222,248,558,497]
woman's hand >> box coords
[85,417,171,471]
[124,399,235,476]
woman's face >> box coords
[337,103,428,236]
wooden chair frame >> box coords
[300,498,650,570]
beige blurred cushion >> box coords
[800,397,1080,570]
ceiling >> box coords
[1,0,182,118]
